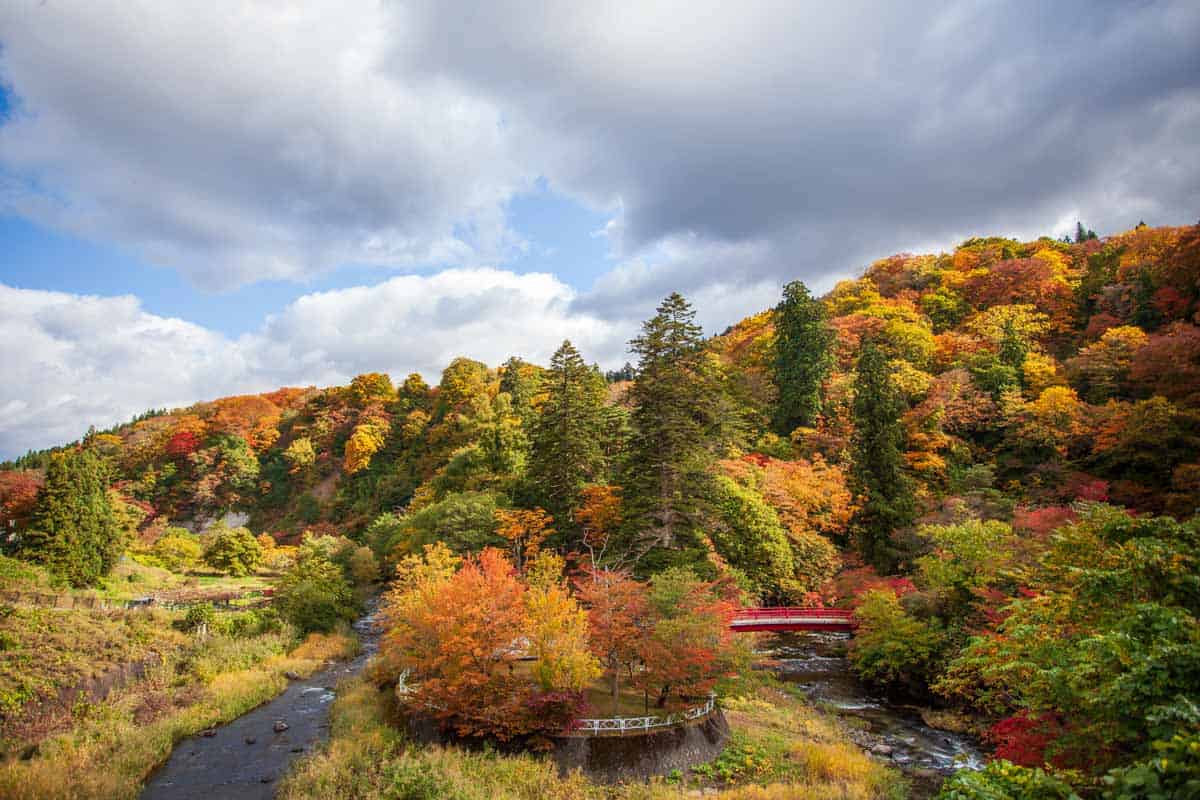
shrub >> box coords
[152,527,202,572]
[213,607,279,638]
[937,760,1078,799]
[849,589,948,695]
[364,512,406,560]
[348,545,380,585]
[275,542,356,634]
[1102,732,1200,800]
[183,603,216,633]
[202,523,263,576]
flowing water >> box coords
[763,631,984,796]
[140,607,380,800]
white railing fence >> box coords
[572,694,716,735]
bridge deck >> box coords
[730,607,856,633]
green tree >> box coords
[709,475,795,600]
[202,522,263,576]
[276,538,356,633]
[21,449,121,587]
[850,342,915,572]
[620,294,721,567]
[498,356,540,431]
[849,589,948,694]
[400,490,503,555]
[528,341,606,528]
[364,512,406,561]
[772,280,834,435]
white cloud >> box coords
[0,285,253,455]
[0,1,530,289]
[0,272,632,458]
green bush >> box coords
[1102,733,1200,800]
[275,539,356,634]
[938,760,1079,800]
[848,589,948,695]
[202,523,263,576]
[183,603,216,633]
[213,607,279,638]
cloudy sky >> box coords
[1,1,1198,458]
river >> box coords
[763,631,984,797]
[140,608,380,800]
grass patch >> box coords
[0,626,358,800]
[702,688,906,798]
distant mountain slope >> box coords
[3,224,1197,549]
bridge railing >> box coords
[570,695,716,736]
[733,607,854,619]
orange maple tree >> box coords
[494,507,554,572]
[575,567,649,713]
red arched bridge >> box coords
[731,607,856,633]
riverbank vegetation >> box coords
[0,618,359,800]
[2,222,1199,795]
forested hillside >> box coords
[3,222,1199,795]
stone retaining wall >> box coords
[552,710,730,782]
[404,708,731,784]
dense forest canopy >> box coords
[3,222,1200,795]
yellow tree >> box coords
[343,414,390,474]
[349,372,395,405]
[283,436,316,473]
[526,579,601,692]
[1014,386,1086,458]
[575,484,622,567]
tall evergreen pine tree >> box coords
[772,280,834,435]
[620,293,719,565]
[21,449,121,586]
[849,342,915,573]
[528,341,606,528]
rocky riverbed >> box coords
[764,631,984,797]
